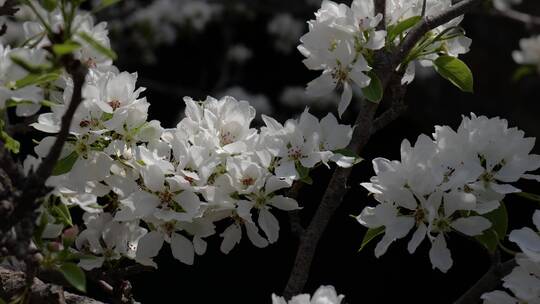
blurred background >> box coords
[24,0,540,302]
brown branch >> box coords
[453,258,516,304]
[282,0,484,298]
[0,267,104,304]
[490,8,540,30]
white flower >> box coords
[272,285,345,304]
[513,35,540,72]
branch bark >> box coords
[282,0,484,297]
[0,267,104,304]
[453,258,516,304]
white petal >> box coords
[220,224,241,254]
[193,236,207,256]
[136,231,164,259]
[408,223,427,254]
[429,234,453,273]
[171,233,194,265]
[480,290,518,304]
[269,195,300,211]
[306,71,337,97]
[337,81,353,118]
[509,227,540,252]
[533,210,540,231]
[258,208,280,243]
[451,216,492,236]
[245,222,269,248]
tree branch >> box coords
[453,258,516,304]
[490,8,540,29]
[282,0,484,297]
[0,267,104,304]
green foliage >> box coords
[512,65,536,82]
[93,0,122,12]
[13,71,61,90]
[359,226,384,252]
[515,191,540,203]
[362,70,383,103]
[475,201,508,253]
[42,0,58,11]
[333,148,363,165]
[59,262,87,293]
[295,162,313,185]
[52,202,73,227]
[433,56,474,93]
[0,117,20,154]
[52,40,82,56]
[387,16,422,43]
[52,151,79,176]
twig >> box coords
[287,182,305,237]
[282,0,484,297]
[453,258,516,304]
[0,266,104,304]
[490,8,540,30]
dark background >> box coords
[87,1,540,303]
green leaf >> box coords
[59,263,86,293]
[52,40,82,56]
[359,226,385,252]
[77,32,117,60]
[14,71,61,89]
[93,0,122,12]
[512,65,535,82]
[295,162,313,185]
[1,131,20,154]
[52,203,73,226]
[387,16,422,43]
[52,151,79,176]
[333,149,363,165]
[433,55,474,93]
[515,192,540,203]
[475,201,508,253]
[42,0,58,11]
[361,71,383,103]
[10,55,51,74]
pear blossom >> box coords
[272,285,345,304]
[482,211,540,304]
[513,35,540,73]
[359,114,540,272]
[299,0,386,116]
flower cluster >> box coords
[513,35,540,73]
[482,210,540,304]
[272,285,344,304]
[4,2,356,270]
[357,114,540,272]
[298,0,386,116]
[299,0,472,116]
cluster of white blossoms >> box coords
[1,2,356,269]
[357,114,540,272]
[482,210,540,304]
[299,0,386,117]
[513,35,540,72]
[299,0,471,116]
[272,285,344,304]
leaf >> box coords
[52,203,73,226]
[52,151,79,176]
[475,201,508,253]
[295,162,313,185]
[515,191,540,203]
[333,148,363,165]
[10,55,51,74]
[433,56,474,93]
[77,32,117,60]
[512,65,535,82]
[387,16,422,43]
[361,71,383,103]
[14,71,61,89]
[0,130,20,153]
[42,0,58,11]
[52,40,82,56]
[93,0,122,12]
[59,263,86,292]
[359,226,385,252]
